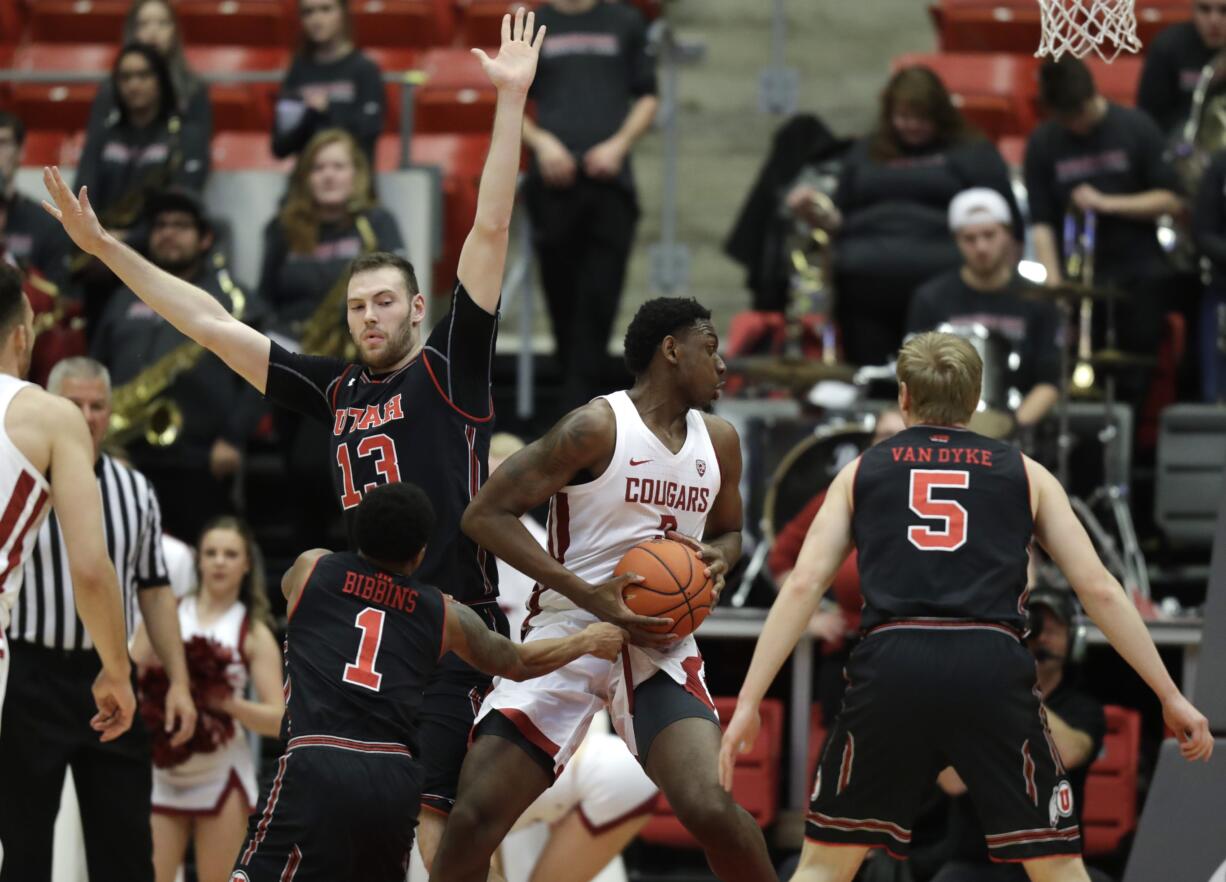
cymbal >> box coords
[1084,349,1158,369]
[1020,282,1128,303]
[725,356,858,388]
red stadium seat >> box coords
[639,697,783,847]
[186,46,287,131]
[24,0,127,43]
[931,0,1188,53]
[892,52,1039,139]
[350,0,454,48]
[177,0,294,47]
[1083,55,1143,107]
[365,48,422,135]
[454,0,523,48]
[0,0,23,46]
[997,134,1026,168]
[5,44,115,132]
[1082,705,1142,856]
[415,46,498,134]
[19,130,66,166]
[210,131,293,170]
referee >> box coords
[0,357,197,882]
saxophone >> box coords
[108,259,246,449]
[1174,50,1226,200]
[297,214,378,359]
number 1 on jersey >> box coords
[908,470,970,552]
[343,607,386,691]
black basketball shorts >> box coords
[807,625,1082,862]
[230,737,423,882]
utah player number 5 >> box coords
[336,435,402,509]
[907,470,970,552]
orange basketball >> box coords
[614,538,715,638]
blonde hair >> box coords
[195,516,274,632]
[896,332,982,426]
[279,128,374,254]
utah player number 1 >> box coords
[343,607,386,692]
[337,435,402,509]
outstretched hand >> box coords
[41,166,109,257]
[471,6,545,97]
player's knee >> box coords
[667,783,742,841]
[447,791,516,851]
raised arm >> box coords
[42,166,272,392]
[460,400,672,642]
[718,459,858,789]
[456,8,545,313]
[1027,457,1213,761]
[443,598,624,681]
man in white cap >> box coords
[906,187,1061,432]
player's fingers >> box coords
[512,6,524,42]
[525,9,535,42]
[500,11,511,45]
[470,48,491,67]
[41,200,64,222]
[664,530,701,550]
[532,22,546,49]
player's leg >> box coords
[788,840,869,882]
[528,809,647,882]
[192,785,251,882]
[72,719,155,881]
[150,814,192,882]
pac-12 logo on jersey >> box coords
[696,459,706,477]
[1049,779,1074,827]
[229,872,251,882]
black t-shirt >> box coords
[943,678,1107,863]
[1,191,73,288]
[91,262,264,467]
[1136,22,1216,136]
[1023,103,1179,280]
[272,49,385,162]
[1193,147,1226,286]
[258,207,404,336]
[853,425,1033,632]
[264,283,499,604]
[529,2,657,190]
[87,76,214,147]
[283,551,447,751]
[906,270,1061,397]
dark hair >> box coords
[112,43,178,125]
[298,0,353,56]
[355,482,436,565]
[121,0,202,112]
[622,297,713,375]
[0,264,25,336]
[870,66,978,162]
[0,111,25,147]
[349,251,420,297]
[195,516,274,632]
[1039,57,1096,116]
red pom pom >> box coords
[139,635,240,769]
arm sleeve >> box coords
[766,491,827,579]
[264,340,351,423]
[1192,152,1226,266]
[626,12,658,97]
[422,283,499,421]
[136,478,171,589]
[1022,131,1059,226]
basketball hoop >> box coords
[1035,0,1141,62]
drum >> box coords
[762,420,872,540]
[936,322,1015,439]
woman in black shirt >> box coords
[86,0,213,143]
[790,67,1021,367]
[272,0,385,164]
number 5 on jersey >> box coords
[908,470,969,552]
[337,434,401,509]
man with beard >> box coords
[906,188,1061,432]
[41,11,620,869]
[90,188,261,540]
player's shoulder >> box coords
[11,384,77,427]
[699,411,740,447]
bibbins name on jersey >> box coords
[624,477,711,513]
[341,568,420,614]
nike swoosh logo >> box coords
[629,458,652,467]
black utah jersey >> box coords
[284,552,448,750]
[852,425,1033,632]
[265,283,499,603]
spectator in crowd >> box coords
[87,0,213,143]
[1136,0,1226,137]
[133,517,284,882]
[929,588,1107,882]
[1193,147,1226,402]
[1024,57,1182,404]
[522,0,658,415]
[90,188,265,541]
[272,0,385,164]
[0,356,195,882]
[0,111,73,287]
[787,66,1022,368]
[907,187,1061,432]
[258,127,403,547]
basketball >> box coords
[614,538,715,638]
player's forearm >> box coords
[73,567,132,677]
[472,91,529,236]
[137,586,189,687]
[1015,383,1059,428]
[522,116,549,153]
[611,95,658,151]
[1098,189,1183,221]
[507,632,598,681]
[225,697,285,737]
[462,507,591,603]
[738,572,828,707]
[1077,576,1181,703]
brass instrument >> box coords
[1175,51,1226,200]
[785,188,838,362]
[297,215,378,359]
[1063,209,1098,393]
[108,260,245,448]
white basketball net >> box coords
[1035,0,1141,61]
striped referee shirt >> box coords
[9,453,169,651]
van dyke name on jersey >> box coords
[891,445,996,467]
[332,394,405,437]
[341,568,420,614]
[624,476,711,513]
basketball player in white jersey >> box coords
[431,298,776,882]
[0,266,134,779]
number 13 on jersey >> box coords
[336,435,401,509]
[908,469,969,552]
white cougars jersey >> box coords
[530,390,721,619]
[0,374,50,634]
